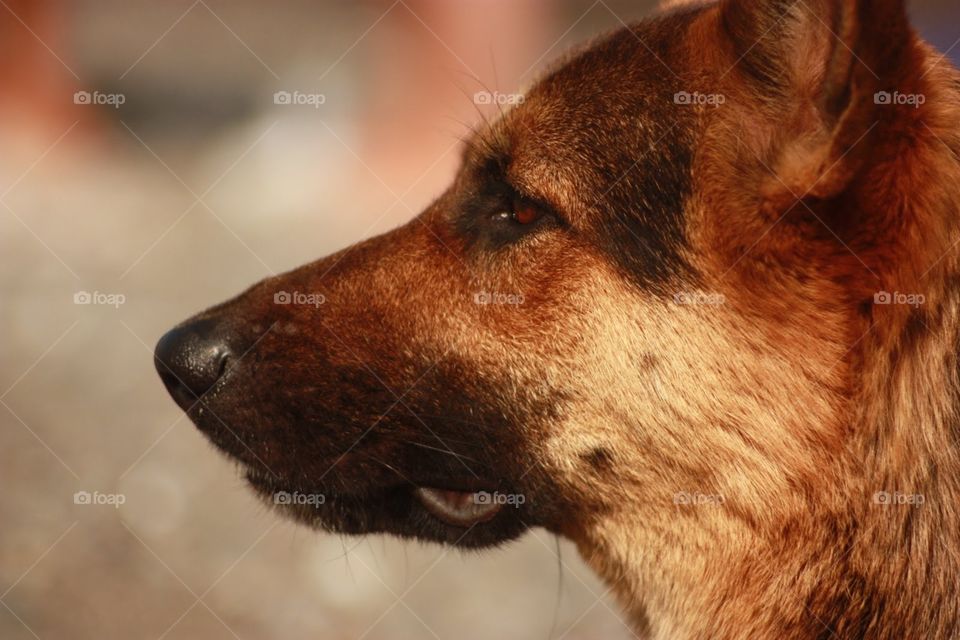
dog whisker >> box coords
[399,440,480,463]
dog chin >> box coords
[242,469,530,549]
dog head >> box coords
[155,0,932,575]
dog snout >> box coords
[154,317,236,410]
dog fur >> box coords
[156,1,960,637]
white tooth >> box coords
[415,488,500,526]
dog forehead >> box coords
[537,17,688,101]
[499,12,700,196]
[529,12,696,118]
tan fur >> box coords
[562,5,960,638]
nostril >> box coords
[215,350,230,378]
[154,321,235,410]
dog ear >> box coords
[719,0,912,207]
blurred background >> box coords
[0,1,956,638]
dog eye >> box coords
[513,202,541,225]
[493,200,544,227]
[460,191,558,249]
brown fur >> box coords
[156,1,960,637]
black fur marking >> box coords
[581,446,615,472]
[530,11,701,292]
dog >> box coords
[154,0,960,637]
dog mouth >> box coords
[242,468,526,546]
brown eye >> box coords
[512,202,540,225]
[491,202,542,226]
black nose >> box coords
[154,318,234,411]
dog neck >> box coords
[574,50,960,640]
